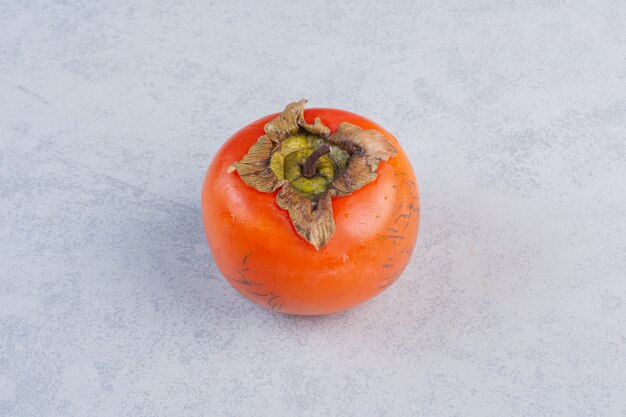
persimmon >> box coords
[201,100,420,315]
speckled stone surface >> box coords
[1,1,626,416]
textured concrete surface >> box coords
[1,1,626,416]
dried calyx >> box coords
[227,99,397,250]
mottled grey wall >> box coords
[1,1,625,416]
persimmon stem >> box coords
[302,144,331,178]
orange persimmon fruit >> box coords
[201,100,419,315]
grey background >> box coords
[1,1,625,416]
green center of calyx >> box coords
[269,134,349,197]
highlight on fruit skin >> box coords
[202,99,420,315]
[227,99,397,250]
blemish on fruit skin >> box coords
[345,213,351,218]
[242,251,253,264]
[246,290,284,311]
[384,195,388,200]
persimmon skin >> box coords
[202,108,420,315]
